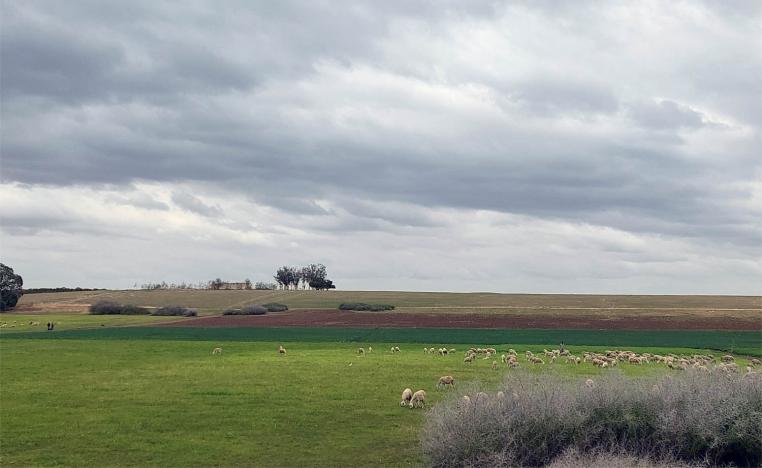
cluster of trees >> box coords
[0,263,24,311]
[23,287,105,294]
[140,279,278,290]
[274,264,335,290]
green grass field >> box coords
[1,327,760,467]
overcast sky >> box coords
[1,1,761,293]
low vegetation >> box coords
[262,303,288,312]
[339,303,395,311]
[151,306,197,317]
[223,305,268,315]
[89,301,149,315]
[422,370,762,467]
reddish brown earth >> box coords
[161,309,762,331]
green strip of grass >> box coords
[3,326,760,355]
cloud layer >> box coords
[1,1,760,292]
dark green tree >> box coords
[0,263,24,311]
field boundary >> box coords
[3,326,760,355]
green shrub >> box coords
[262,303,288,312]
[422,370,762,467]
[151,306,197,317]
[338,303,395,311]
[223,305,267,315]
[89,301,149,315]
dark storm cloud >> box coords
[1,1,760,254]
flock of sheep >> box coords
[205,343,759,410]
[0,320,42,328]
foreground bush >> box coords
[89,301,149,315]
[262,303,288,312]
[151,306,197,317]
[422,370,762,468]
[223,305,267,315]
[338,303,395,311]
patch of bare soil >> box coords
[161,309,762,331]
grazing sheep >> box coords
[750,358,761,366]
[409,390,426,408]
[463,354,476,364]
[357,347,365,355]
[501,354,507,363]
[278,346,287,355]
[212,347,222,355]
[585,378,594,388]
[492,361,498,370]
[496,391,505,400]
[400,388,413,407]
[721,354,735,363]
[449,348,456,354]
[368,346,372,353]
[437,375,455,389]
[423,347,429,353]
[390,346,400,353]
[530,356,544,365]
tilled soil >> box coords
[160,309,762,330]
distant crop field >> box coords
[17,289,762,316]
[2,335,757,467]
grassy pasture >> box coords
[0,314,185,333]
[17,289,762,318]
[5,325,761,356]
[1,336,754,468]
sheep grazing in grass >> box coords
[409,390,426,408]
[437,375,455,389]
[530,356,544,365]
[278,346,287,355]
[461,395,471,404]
[392,346,400,353]
[750,358,761,366]
[212,347,222,355]
[496,391,505,400]
[525,350,534,358]
[449,348,456,354]
[721,354,735,363]
[368,346,372,353]
[501,354,507,363]
[492,361,498,370]
[463,354,476,364]
[400,388,413,407]
[585,378,594,388]
[424,347,429,354]
[357,348,365,355]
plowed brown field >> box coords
[161,309,762,330]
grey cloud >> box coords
[507,79,619,116]
[0,1,760,292]
[171,191,223,218]
[628,100,705,130]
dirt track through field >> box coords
[161,309,762,331]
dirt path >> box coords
[161,309,762,331]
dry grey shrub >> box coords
[421,370,762,468]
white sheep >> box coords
[212,347,222,355]
[449,348,456,353]
[492,361,498,370]
[585,378,594,388]
[357,347,365,355]
[278,345,287,355]
[496,391,505,400]
[400,388,413,407]
[409,390,426,408]
[368,346,373,353]
[437,375,455,389]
